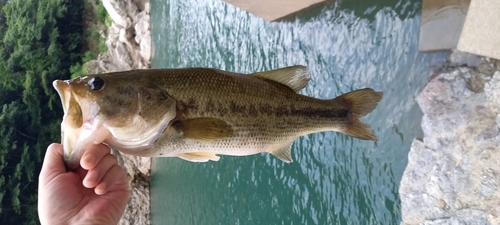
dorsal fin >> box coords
[251,66,310,92]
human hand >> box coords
[38,143,130,225]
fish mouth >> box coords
[53,80,85,131]
[53,80,81,168]
[53,80,102,169]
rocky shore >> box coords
[87,0,151,74]
[86,0,152,224]
[399,52,500,224]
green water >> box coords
[150,0,446,224]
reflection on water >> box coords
[150,0,447,224]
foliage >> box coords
[106,14,113,26]
[98,37,108,53]
[73,1,110,78]
[70,62,86,79]
[96,1,107,24]
[83,51,96,63]
[0,0,84,223]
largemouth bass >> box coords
[53,66,383,169]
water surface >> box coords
[150,0,446,224]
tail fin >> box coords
[332,88,383,141]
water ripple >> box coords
[150,0,447,224]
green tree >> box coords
[0,0,84,223]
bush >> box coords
[70,62,87,78]
[96,2,108,24]
[98,37,108,53]
[106,14,113,26]
[83,51,96,63]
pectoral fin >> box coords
[269,142,294,163]
[172,117,233,141]
[251,65,310,92]
[178,152,220,162]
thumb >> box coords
[39,143,68,186]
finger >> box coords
[39,143,66,185]
[82,153,118,188]
[95,164,128,195]
[80,144,111,170]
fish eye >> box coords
[88,77,105,91]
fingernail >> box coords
[83,154,96,168]
[84,171,98,187]
[97,183,107,195]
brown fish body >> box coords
[141,69,351,157]
[53,66,383,168]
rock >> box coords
[102,0,138,28]
[91,0,151,73]
[448,49,481,67]
[144,2,150,14]
[400,62,500,224]
[113,149,151,225]
[399,139,446,224]
[114,42,133,70]
[135,11,151,63]
[484,71,500,113]
[420,209,490,225]
[415,68,475,116]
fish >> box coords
[52,66,383,169]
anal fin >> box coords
[269,142,294,163]
[178,152,220,162]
